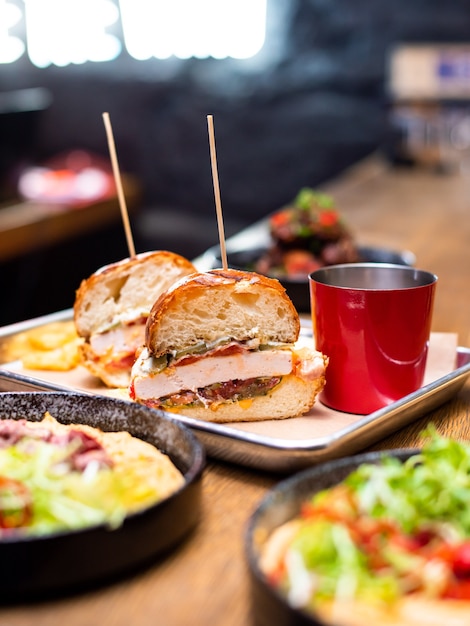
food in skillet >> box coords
[255,188,359,278]
[0,413,184,537]
[74,250,196,388]
[260,429,470,625]
[130,268,328,423]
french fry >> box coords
[27,322,78,350]
[3,321,82,371]
[21,338,83,371]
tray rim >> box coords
[0,309,469,473]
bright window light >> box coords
[119,0,267,61]
[0,0,24,63]
[1,0,266,67]
[24,0,121,68]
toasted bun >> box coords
[77,342,131,388]
[160,373,325,423]
[146,268,300,358]
[74,250,196,338]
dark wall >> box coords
[1,0,470,323]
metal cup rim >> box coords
[309,263,438,290]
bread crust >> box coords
[146,268,301,358]
[74,250,196,338]
[78,342,132,388]
[73,250,196,388]
[131,268,326,422]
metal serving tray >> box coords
[0,310,469,474]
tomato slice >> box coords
[452,542,470,578]
[0,475,32,528]
[444,579,470,600]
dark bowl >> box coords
[203,244,416,312]
[245,449,415,626]
[0,391,206,602]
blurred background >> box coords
[1,0,470,324]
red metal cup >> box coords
[309,263,437,414]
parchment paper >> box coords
[0,332,458,442]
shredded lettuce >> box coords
[0,437,160,536]
[346,427,470,536]
[277,428,470,608]
[288,519,399,605]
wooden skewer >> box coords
[102,112,136,259]
[207,114,228,270]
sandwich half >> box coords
[129,268,328,422]
[74,250,196,388]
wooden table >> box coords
[1,155,469,626]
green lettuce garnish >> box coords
[0,437,160,536]
[280,428,470,608]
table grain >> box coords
[1,154,469,626]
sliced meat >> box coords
[132,347,294,401]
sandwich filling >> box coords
[86,316,147,374]
[130,338,326,410]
